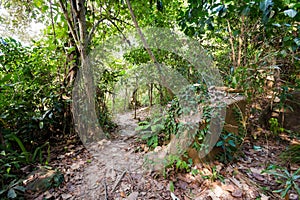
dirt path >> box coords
[46,108,299,200]
[76,110,144,199]
[62,109,177,200]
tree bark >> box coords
[227,20,237,68]
[126,0,166,106]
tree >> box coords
[178,0,299,95]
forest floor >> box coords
[32,108,299,200]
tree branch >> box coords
[69,0,80,44]
[49,0,56,44]
[76,0,88,51]
[87,17,105,44]
[106,17,130,45]
[227,20,236,68]
[125,0,157,63]
[125,0,166,107]
[237,15,245,67]
[110,17,134,27]
[58,0,80,50]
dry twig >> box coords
[111,170,127,192]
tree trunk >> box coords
[149,83,153,106]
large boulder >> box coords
[145,91,247,171]
[261,90,300,132]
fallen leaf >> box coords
[252,172,265,181]
[222,184,235,192]
[120,191,126,198]
[260,193,270,200]
[229,177,242,188]
[43,191,53,199]
[61,193,72,200]
[232,189,243,198]
[127,191,139,200]
[212,185,224,197]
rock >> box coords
[261,90,300,132]
[144,92,247,172]
[127,191,139,200]
[24,167,64,193]
[279,91,300,132]
[169,93,246,161]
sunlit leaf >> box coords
[228,140,236,147]
[284,9,297,18]
[294,38,300,46]
[14,185,25,192]
[7,188,17,198]
[272,23,281,27]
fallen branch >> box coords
[103,179,108,200]
[111,170,127,192]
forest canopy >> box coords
[0,0,299,199]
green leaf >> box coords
[293,175,300,180]
[216,141,223,147]
[169,181,174,192]
[10,135,28,154]
[253,145,262,151]
[41,5,49,12]
[151,124,164,133]
[0,188,7,195]
[273,188,284,193]
[268,170,288,179]
[135,124,150,131]
[272,23,281,27]
[228,140,236,147]
[293,181,300,195]
[7,188,17,198]
[260,0,273,12]
[39,121,44,129]
[232,76,237,86]
[294,38,300,46]
[281,184,291,197]
[0,74,11,84]
[13,185,25,192]
[260,0,274,23]
[283,9,297,18]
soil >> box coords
[32,108,299,200]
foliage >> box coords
[280,144,300,164]
[96,69,122,131]
[0,178,25,200]
[263,165,300,199]
[215,105,246,163]
[0,140,51,199]
[202,165,225,183]
[0,37,67,139]
[136,116,165,148]
[179,0,300,101]
[268,117,284,135]
[164,154,193,173]
[0,0,300,197]
[215,132,241,163]
[0,37,65,197]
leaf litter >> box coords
[29,108,299,200]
